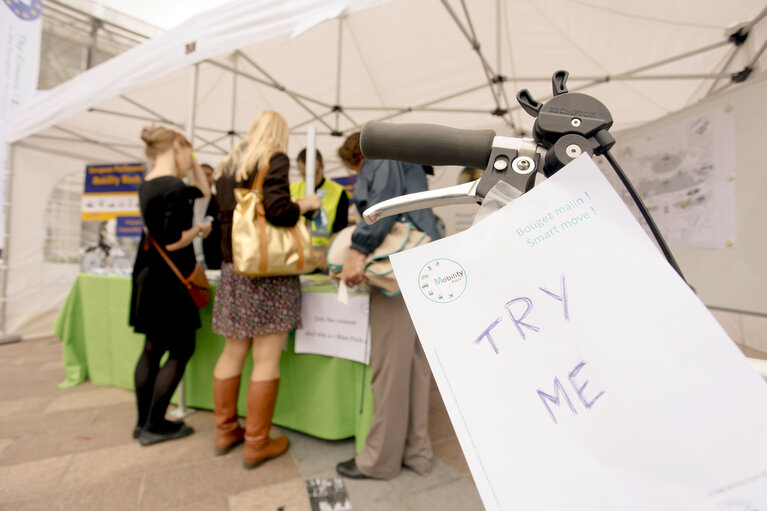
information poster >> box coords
[596,108,736,248]
[391,155,767,511]
[80,163,144,274]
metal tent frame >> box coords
[2,0,767,339]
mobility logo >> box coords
[418,258,467,304]
[3,0,44,21]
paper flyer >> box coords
[391,155,767,511]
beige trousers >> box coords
[355,287,433,479]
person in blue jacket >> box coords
[335,132,440,480]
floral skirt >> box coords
[212,262,302,338]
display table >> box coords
[54,273,373,451]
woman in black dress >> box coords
[129,126,211,446]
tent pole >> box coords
[493,0,518,131]
[443,0,500,105]
[0,143,21,344]
[748,37,767,67]
[443,0,515,130]
[495,0,501,74]
[617,41,729,80]
[52,126,141,160]
[90,107,236,136]
[291,109,335,131]
[335,17,343,132]
[207,59,331,108]
[372,82,488,122]
[171,63,199,420]
[194,133,232,153]
[119,94,229,155]
[708,37,767,98]
[16,141,132,164]
[230,53,238,150]
[233,52,337,132]
[705,47,743,97]
[744,5,767,31]
[27,133,144,149]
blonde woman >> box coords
[210,111,320,469]
[130,126,211,446]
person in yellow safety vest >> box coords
[290,148,350,271]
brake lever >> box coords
[362,136,542,225]
[363,180,480,224]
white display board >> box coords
[598,75,767,315]
[597,108,736,249]
[391,155,767,511]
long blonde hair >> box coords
[216,111,289,181]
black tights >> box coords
[134,331,196,432]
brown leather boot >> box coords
[243,378,289,469]
[213,375,245,455]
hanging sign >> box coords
[294,280,370,364]
[391,155,767,511]
[0,0,44,250]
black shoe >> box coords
[133,419,185,439]
[138,425,194,446]
[336,458,368,479]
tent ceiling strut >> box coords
[234,51,338,134]
[118,94,229,155]
[88,107,239,136]
[53,126,140,160]
[440,0,515,130]
[205,59,331,109]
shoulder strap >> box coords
[144,228,189,285]
[251,151,276,193]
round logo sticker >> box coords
[418,258,467,303]
[4,0,44,21]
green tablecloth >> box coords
[53,273,373,451]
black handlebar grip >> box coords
[360,121,496,170]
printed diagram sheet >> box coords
[596,108,736,248]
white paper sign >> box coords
[390,155,767,511]
[294,291,370,365]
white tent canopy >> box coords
[5,0,767,337]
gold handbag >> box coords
[231,154,315,277]
[326,221,431,295]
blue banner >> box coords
[116,216,143,238]
[84,163,144,194]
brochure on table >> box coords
[391,155,767,511]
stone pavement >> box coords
[0,337,484,511]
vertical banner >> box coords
[80,163,144,274]
[0,0,44,251]
[391,156,767,510]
